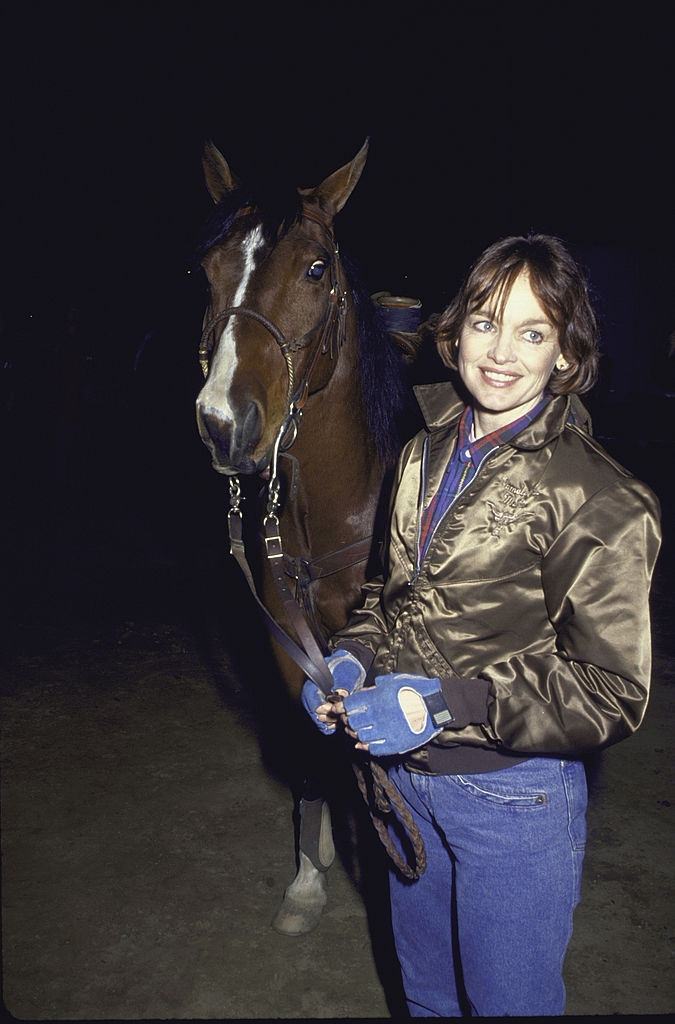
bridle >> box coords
[198,206,348,408]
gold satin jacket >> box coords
[333,383,662,765]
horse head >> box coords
[195,140,369,476]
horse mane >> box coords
[340,252,413,466]
[193,189,412,467]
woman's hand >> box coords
[309,694,360,743]
[340,673,453,755]
[301,649,365,734]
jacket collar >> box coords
[413,381,592,449]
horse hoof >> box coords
[271,891,327,936]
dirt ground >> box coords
[2,426,674,1019]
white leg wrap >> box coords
[299,797,335,872]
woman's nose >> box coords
[488,331,517,364]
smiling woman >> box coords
[435,233,600,407]
[301,233,662,1016]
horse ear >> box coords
[298,138,369,217]
[202,141,239,203]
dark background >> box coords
[1,1,672,636]
[1,9,672,1016]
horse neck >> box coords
[283,311,385,541]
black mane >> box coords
[341,251,413,466]
[193,190,412,467]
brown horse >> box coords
[195,140,418,933]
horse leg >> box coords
[272,779,335,935]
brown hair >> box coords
[435,234,599,394]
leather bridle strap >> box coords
[263,517,336,693]
[227,502,335,694]
[283,536,373,584]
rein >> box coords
[200,209,427,879]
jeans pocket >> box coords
[561,759,588,851]
[453,772,548,809]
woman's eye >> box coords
[307,259,327,280]
[473,320,494,333]
[523,330,543,344]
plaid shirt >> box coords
[419,394,552,562]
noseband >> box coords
[199,305,298,405]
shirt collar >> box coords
[456,393,553,466]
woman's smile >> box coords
[479,367,522,387]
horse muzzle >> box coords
[195,400,265,475]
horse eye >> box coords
[307,259,327,280]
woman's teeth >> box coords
[482,369,519,384]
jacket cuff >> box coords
[439,677,492,729]
[329,639,375,678]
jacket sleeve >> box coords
[329,436,419,660]
[329,575,389,664]
[480,478,662,756]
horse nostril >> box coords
[240,401,261,447]
[230,400,263,465]
[198,405,229,442]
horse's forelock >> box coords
[194,186,303,261]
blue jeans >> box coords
[389,757,587,1017]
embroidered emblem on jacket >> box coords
[485,479,538,537]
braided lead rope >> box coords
[351,758,427,881]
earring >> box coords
[555,355,569,372]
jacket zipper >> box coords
[409,441,496,586]
[409,434,430,588]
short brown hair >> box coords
[435,234,599,394]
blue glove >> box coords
[301,649,366,734]
[342,673,454,755]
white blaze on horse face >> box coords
[202,223,265,421]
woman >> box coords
[302,234,661,1017]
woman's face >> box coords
[457,270,562,434]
